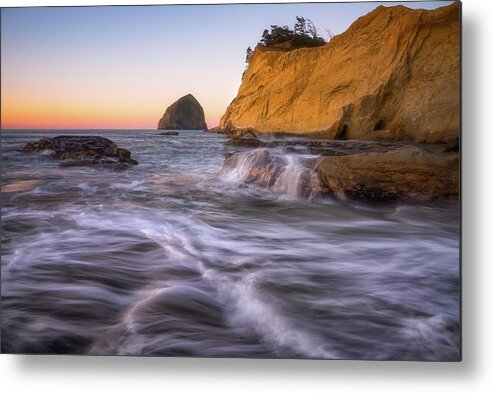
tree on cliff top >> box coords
[245,46,253,64]
[258,16,326,49]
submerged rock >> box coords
[157,94,208,130]
[158,131,180,136]
[21,136,138,169]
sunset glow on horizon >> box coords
[1,1,452,130]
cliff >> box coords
[219,2,460,143]
[158,94,208,130]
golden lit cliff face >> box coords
[220,2,460,143]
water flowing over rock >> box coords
[219,3,459,143]
[157,94,208,130]
[222,145,459,202]
[3,130,459,359]
[21,135,138,169]
[222,149,320,199]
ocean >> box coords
[1,129,460,359]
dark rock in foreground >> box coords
[157,94,208,130]
[315,146,459,201]
[158,131,179,136]
[21,136,138,170]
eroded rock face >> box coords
[315,146,459,201]
[157,94,208,130]
[222,143,459,201]
[219,3,460,143]
[21,136,138,169]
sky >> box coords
[1,1,453,130]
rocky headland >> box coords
[21,136,138,170]
[218,3,460,202]
[158,94,208,130]
[19,4,460,201]
[218,2,460,143]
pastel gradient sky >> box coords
[1,1,452,130]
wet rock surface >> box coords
[223,140,459,202]
[223,149,285,188]
[315,146,459,201]
[21,136,138,169]
[222,148,320,199]
[225,137,401,155]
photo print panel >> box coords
[0,0,461,360]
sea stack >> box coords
[157,94,208,130]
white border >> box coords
[1,0,492,392]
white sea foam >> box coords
[221,148,320,200]
[1,130,460,359]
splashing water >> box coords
[222,148,320,200]
[1,130,460,359]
